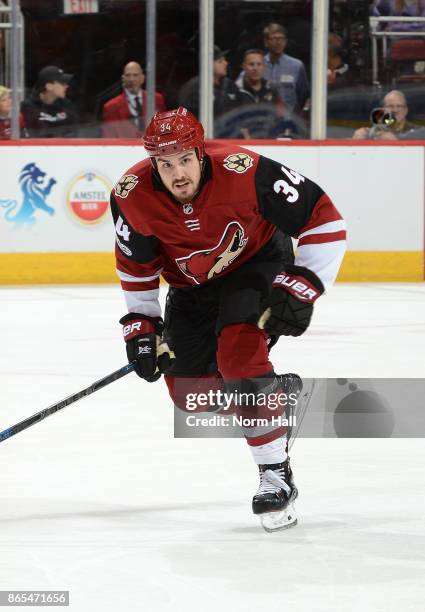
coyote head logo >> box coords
[176,221,248,285]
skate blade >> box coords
[260,504,297,533]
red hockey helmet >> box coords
[143,106,205,160]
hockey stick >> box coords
[0,361,136,444]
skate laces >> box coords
[256,468,291,497]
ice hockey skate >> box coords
[252,459,298,532]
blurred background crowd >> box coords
[1,0,425,140]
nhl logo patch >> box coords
[223,153,254,174]
[114,174,139,198]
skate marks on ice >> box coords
[1,464,424,612]
[161,512,425,612]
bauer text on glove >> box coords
[258,265,324,337]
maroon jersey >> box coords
[110,144,346,317]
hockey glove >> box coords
[120,313,175,381]
[258,264,324,337]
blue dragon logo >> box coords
[0,162,57,226]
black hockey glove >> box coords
[120,313,175,381]
[258,264,324,337]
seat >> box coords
[389,38,425,84]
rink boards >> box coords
[0,139,423,283]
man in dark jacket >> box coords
[21,65,79,138]
[235,49,282,138]
[178,46,242,126]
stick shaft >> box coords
[0,361,136,443]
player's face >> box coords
[243,53,265,82]
[156,149,202,204]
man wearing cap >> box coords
[178,46,242,125]
[21,65,79,138]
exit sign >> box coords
[63,0,99,14]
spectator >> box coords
[262,23,309,114]
[327,33,351,90]
[178,46,242,121]
[21,66,78,138]
[373,1,425,31]
[0,86,24,139]
[234,49,283,138]
[352,90,417,139]
[236,49,281,105]
[102,61,166,138]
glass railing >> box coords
[327,13,425,140]
[1,1,425,141]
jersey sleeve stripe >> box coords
[116,268,163,283]
[120,279,159,292]
[298,230,347,246]
[298,219,346,239]
[296,194,343,237]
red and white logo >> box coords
[176,221,248,285]
[123,321,142,337]
[67,172,111,224]
[273,273,320,302]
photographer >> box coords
[352,90,417,140]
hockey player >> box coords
[111,107,346,531]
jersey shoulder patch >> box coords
[223,152,254,174]
[114,174,139,198]
[206,144,259,176]
[113,158,151,199]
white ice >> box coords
[0,283,424,612]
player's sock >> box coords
[249,436,287,465]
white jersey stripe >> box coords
[298,220,346,239]
[116,268,163,283]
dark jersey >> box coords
[110,144,346,317]
[21,95,79,138]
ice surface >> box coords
[0,283,424,612]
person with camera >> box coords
[352,90,417,140]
